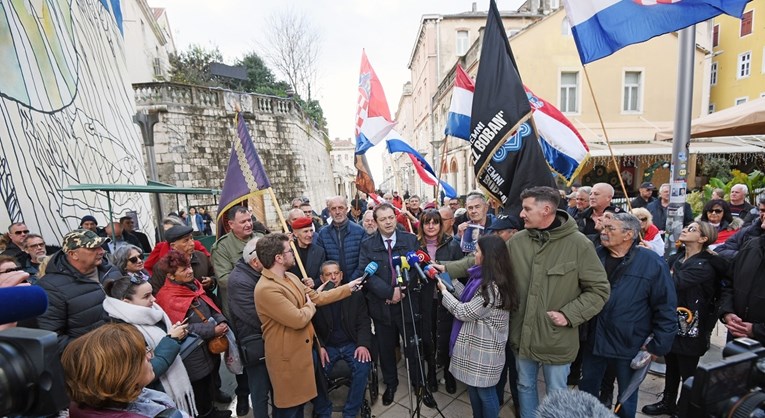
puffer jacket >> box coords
[36,251,113,354]
[315,220,365,281]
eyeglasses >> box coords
[128,255,143,263]
[281,249,294,255]
[13,230,29,235]
[638,217,648,222]
[684,226,699,233]
[707,209,723,214]
[423,220,441,225]
[441,217,454,221]
[26,242,45,248]
[145,346,154,358]
[0,266,23,274]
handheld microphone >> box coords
[358,261,379,286]
[415,249,432,264]
[406,251,427,282]
[424,265,454,293]
[0,286,49,325]
[391,257,403,285]
[399,256,411,286]
[322,281,335,291]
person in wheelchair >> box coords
[313,261,373,418]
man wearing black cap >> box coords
[79,215,99,233]
[486,214,523,242]
[36,229,115,354]
[150,225,217,295]
[631,182,656,209]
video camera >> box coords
[678,338,765,417]
[0,286,69,416]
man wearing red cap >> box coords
[288,217,326,287]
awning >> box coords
[588,138,765,157]
[654,98,765,140]
[60,181,220,195]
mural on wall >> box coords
[0,0,153,244]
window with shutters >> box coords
[740,10,753,37]
[713,24,719,47]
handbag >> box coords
[192,305,229,354]
[239,334,266,365]
[178,332,204,360]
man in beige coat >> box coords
[254,233,363,417]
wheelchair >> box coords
[324,356,378,418]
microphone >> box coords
[358,261,379,286]
[406,251,427,282]
[391,257,403,286]
[424,265,454,293]
[415,249,432,265]
[0,286,49,325]
[536,389,616,418]
[399,256,411,286]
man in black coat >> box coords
[355,203,435,408]
[36,229,113,354]
[312,261,372,418]
[227,237,269,418]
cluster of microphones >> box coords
[355,251,454,293]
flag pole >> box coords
[582,66,632,211]
[436,134,450,202]
[267,187,309,280]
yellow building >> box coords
[709,0,765,111]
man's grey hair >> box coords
[660,183,670,192]
[593,182,614,198]
[733,183,749,194]
[612,212,641,242]
[465,191,487,203]
[243,237,260,264]
[162,216,184,227]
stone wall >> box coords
[133,82,336,231]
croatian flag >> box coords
[444,65,474,140]
[525,87,589,185]
[354,50,395,193]
[563,0,750,64]
[385,135,458,198]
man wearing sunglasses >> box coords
[37,229,112,354]
[2,222,30,264]
[20,234,47,282]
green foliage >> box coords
[169,45,224,87]
[700,157,732,182]
[702,169,765,204]
[686,190,704,218]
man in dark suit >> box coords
[355,203,435,408]
[313,261,373,418]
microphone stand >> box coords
[395,264,415,414]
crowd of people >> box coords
[1,182,764,418]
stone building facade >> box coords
[133,82,335,231]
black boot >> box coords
[445,371,456,394]
[427,365,438,393]
[642,396,677,416]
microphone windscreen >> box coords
[0,286,49,325]
[399,257,410,269]
[415,250,432,263]
[392,257,402,268]
[536,389,616,418]
[364,261,378,275]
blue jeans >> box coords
[314,343,372,418]
[515,356,570,418]
[579,352,637,418]
[244,362,271,418]
[467,385,500,418]
[272,403,304,418]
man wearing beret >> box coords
[37,229,115,354]
[288,217,326,287]
[150,225,217,296]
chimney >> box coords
[472,2,477,12]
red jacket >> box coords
[144,241,210,273]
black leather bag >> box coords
[239,334,265,365]
[178,332,204,360]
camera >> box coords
[678,338,765,417]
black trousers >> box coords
[664,352,701,400]
[191,373,215,416]
[375,304,423,389]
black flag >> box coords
[471,0,556,214]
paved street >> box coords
[220,323,730,417]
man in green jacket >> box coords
[438,186,609,418]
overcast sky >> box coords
[149,0,525,178]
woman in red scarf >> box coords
[154,250,231,418]
[631,207,665,256]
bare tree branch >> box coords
[259,8,321,100]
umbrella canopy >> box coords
[654,97,765,140]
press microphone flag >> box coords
[406,251,427,281]
[0,286,49,325]
[359,261,378,285]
